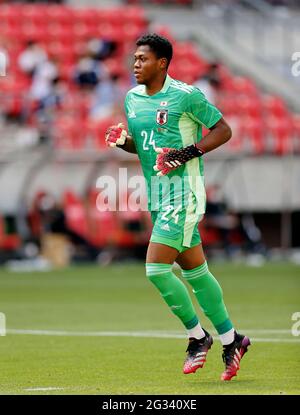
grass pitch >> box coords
[0,262,299,395]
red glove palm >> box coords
[105,123,128,147]
[153,147,182,176]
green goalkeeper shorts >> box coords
[150,205,202,253]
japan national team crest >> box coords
[156,109,168,125]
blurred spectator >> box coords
[34,77,67,143]
[37,76,66,112]
[194,75,217,104]
[87,38,118,62]
[18,40,47,78]
[73,54,106,90]
[30,58,58,103]
[0,37,9,74]
[194,63,221,104]
[205,62,221,84]
[90,73,122,120]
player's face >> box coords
[133,45,165,84]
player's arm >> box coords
[195,117,232,153]
[117,135,137,154]
[154,90,231,176]
[105,123,137,154]
[154,118,231,176]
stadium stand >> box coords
[0,3,299,156]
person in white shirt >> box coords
[18,40,47,78]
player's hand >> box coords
[153,145,205,176]
[153,147,183,176]
[105,123,128,148]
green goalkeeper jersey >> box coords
[124,75,222,213]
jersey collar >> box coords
[138,74,172,96]
[160,74,172,94]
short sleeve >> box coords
[184,88,222,129]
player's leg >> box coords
[146,241,201,336]
[177,243,233,338]
[177,243,251,380]
[146,241,213,374]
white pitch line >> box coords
[24,387,65,392]
[6,329,300,343]
[7,329,186,338]
[242,329,291,334]
[250,338,300,343]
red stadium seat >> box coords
[104,58,127,79]
[46,41,75,63]
[19,23,49,42]
[44,5,75,26]
[265,116,293,155]
[292,114,300,153]
[73,8,102,26]
[1,24,28,43]
[85,120,103,150]
[54,116,86,150]
[0,4,24,25]
[59,95,81,116]
[20,5,48,26]
[263,95,288,118]
[119,24,143,42]
[0,75,30,117]
[45,24,75,44]
[292,114,300,137]
[232,76,258,96]
[90,117,115,150]
[215,95,237,116]
[237,96,262,118]
[240,116,265,154]
[223,116,243,152]
[58,91,84,113]
[119,6,146,25]
[219,67,237,91]
[73,23,100,41]
[152,25,176,44]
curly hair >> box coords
[136,33,173,68]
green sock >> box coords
[146,263,199,330]
[181,262,233,334]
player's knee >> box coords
[182,265,224,303]
[192,272,223,295]
[145,263,172,289]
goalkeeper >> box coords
[105,33,250,381]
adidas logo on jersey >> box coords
[161,223,170,231]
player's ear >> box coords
[159,57,168,70]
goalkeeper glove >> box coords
[105,123,128,147]
[153,145,204,176]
